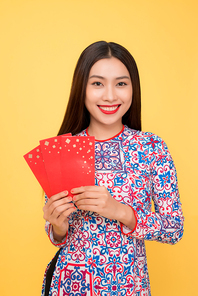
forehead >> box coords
[89,57,130,77]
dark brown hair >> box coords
[58,41,141,135]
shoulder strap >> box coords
[44,248,62,296]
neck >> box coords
[87,121,123,140]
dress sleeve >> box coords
[121,135,184,245]
[44,194,68,247]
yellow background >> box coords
[0,0,197,295]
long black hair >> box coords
[58,41,141,135]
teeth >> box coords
[99,106,119,111]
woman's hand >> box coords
[71,186,136,230]
[43,191,76,242]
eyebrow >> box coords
[89,75,130,80]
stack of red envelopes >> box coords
[23,134,95,197]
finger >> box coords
[50,201,74,219]
[48,196,73,214]
[43,191,69,211]
[73,191,99,202]
[71,186,100,195]
[57,206,76,225]
[75,198,99,207]
[49,203,76,225]
[71,186,86,194]
[43,196,73,220]
[50,190,69,202]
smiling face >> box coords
[85,57,133,134]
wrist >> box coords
[118,203,136,230]
[52,226,68,242]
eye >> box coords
[92,82,103,86]
[117,82,127,86]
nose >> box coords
[103,85,117,102]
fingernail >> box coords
[64,190,68,194]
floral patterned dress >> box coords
[41,125,184,296]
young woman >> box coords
[42,41,184,296]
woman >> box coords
[42,41,184,296]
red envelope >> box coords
[23,145,51,197]
[24,134,95,198]
[61,136,95,195]
[39,134,71,196]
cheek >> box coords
[118,86,132,102]
[122,91,132,113]
[85,89,102,106]
[123,92,132,106]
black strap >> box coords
[44,248,62,296]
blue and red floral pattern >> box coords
[42,126,184,296]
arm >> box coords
[122,136,184,244]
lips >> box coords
[97,104,121,114]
